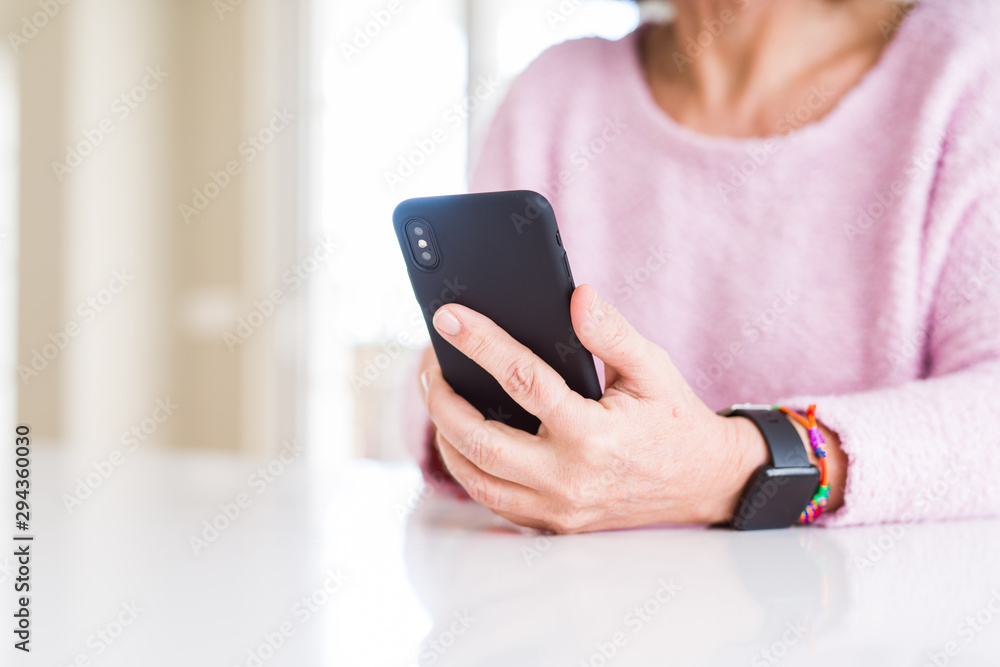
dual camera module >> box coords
[404,219,439,269]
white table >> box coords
[8,445,1000,666]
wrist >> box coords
[702,415,770,524]
[708,405,845,527]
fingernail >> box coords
[433,309,462,336]
[420,369,432,394]
[589,291,606,322]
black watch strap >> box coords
[719,404,819,530]
[720,405,810,468]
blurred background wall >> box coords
[2,0,654,463]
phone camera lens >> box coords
[406,220,437,268]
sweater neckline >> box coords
[618,4,923,153]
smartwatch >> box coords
[719,404,820,531]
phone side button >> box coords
[562,252,573,282]
[555,230,562,246]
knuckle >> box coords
[462,330,493,363]
[502,358,540,402]
[603,320,631,353]
[562,476,592,507]
[558,454,628,510]
[547,509,583,534]
[460,427,497,469]
[466,473,506,510]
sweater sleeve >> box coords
[779,60,1000,527]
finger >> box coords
[417,344,438,404]
[431,304,591,430]
[423,365,555,489]
[570,284,674,398]
[436,430,543,517]
[418,344,438,375]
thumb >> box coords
[570,284,667,394]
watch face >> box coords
[732,466,821,530]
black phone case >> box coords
[393,190,602,433]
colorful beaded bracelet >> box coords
[776,404,830,525]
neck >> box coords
[645,0,911,134]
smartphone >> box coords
[393,190,602,433]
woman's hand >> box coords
[417,343,440,392]
[419,284,774,533]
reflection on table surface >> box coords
[17,448,1000,666]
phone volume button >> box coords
[562,252,573,281]
[555,230,562,246]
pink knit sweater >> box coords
[405,0,1000,527]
